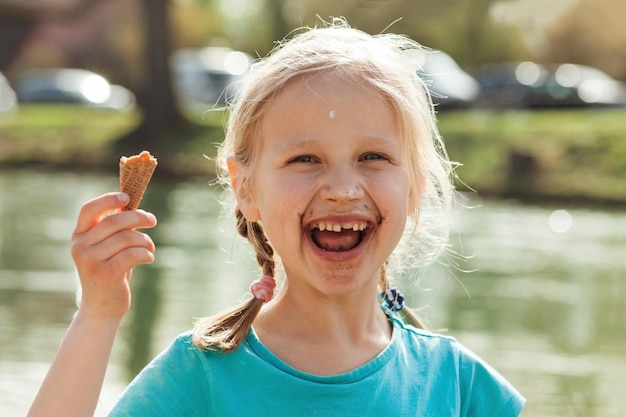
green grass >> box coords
[2,105,626,204]
[438,108,626,204]
[0,105,140,167]
[0,105,225,175]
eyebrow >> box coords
[273,134,401,152]
[262,134,313,155]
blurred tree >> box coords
[0,0,186,154]
[8,3,144,92]
[0,17,33,71]
[267,0,290,48]
[274,0,460,42]
[117,0,183,154]
[239,0,528,68]
[545,0,626,80]
[463,0,495,67]
[171,1,223,49]
[420,0,530,69]
[0,0,103,70]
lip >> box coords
[303,214,378,262]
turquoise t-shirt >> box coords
[107,317,525,416]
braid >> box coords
[237,210,275,276]
[379,263,426,330]
[192,209,276,351]
[379,263,391,293]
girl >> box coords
[28,19,525,416]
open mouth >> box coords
[309,221,368,252]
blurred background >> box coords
[0,0,625,416]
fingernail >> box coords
[119,192,129,203]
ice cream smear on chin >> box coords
[310,221,367,252]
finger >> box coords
[85,229,155,260]
[96,209,157,237]
[74,209,157,248]
[105,246,156,277]
[88,230,155,264]
[75,231,156,279]
[74,192,129,235]
[71,210,156,277]
[72,221,156,267]
[96,241,156,280]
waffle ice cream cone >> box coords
[119,151,157,210]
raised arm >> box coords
[27,192,157,417]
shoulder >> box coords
[156,331,204,362]
[392,317,501,376]
[108,332,215,415]
[160,331,265,377]
[158,332,238,369]
[132,332,211,384]
[391,316,460,356]
[392,317,493,364]
[391,318,526,416]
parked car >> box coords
[538,63,626,108]
[0,71,18,119]
[15,68,135,111]
[474,61,626,109]
[171,46,253,107]
[473,61,550,108]
[417,50,481,110]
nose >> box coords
[319,166,364,202]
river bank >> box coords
[1,105,625,207]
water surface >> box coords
[1,169,624,416]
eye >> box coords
[360,153,389,162]
[289,155,317,164]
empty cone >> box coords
[119,151,157,210]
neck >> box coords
[269,279,388,335]
[253,282,392,375]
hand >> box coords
[71,192,157,320]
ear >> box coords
[227,156,261,222]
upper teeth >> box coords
[313,221,367,232]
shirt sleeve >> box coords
[456,341,526,417]
[106,334,211,416]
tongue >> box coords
[311,229,362,252]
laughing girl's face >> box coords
[232,72,412,302]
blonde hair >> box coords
[193,18,455,351]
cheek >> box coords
[387,178,412,236]
[253,178,310,238]
[398,172,415,217]
[372,181,410,233]
[374,170,410,205]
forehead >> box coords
[257,72,401,151]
